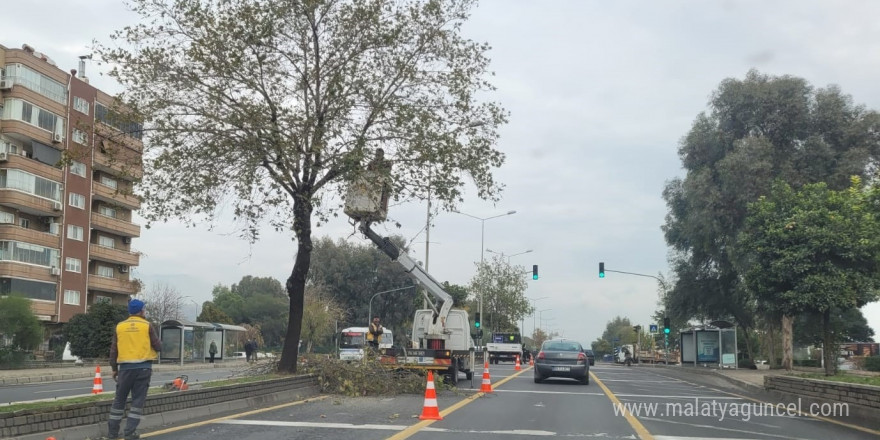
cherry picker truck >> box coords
[344,170,476,386]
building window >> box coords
[95,295,111,304]
[0,212,13,224]
[70,160,86,177]
[96,264,115,278]
[3,64,68,104]
[98,235,115,248]
[95,102,143,140]
[69,193,85,209]
[0,169,62,201]
[64,289,81,305]
[98,205,117,218]
[1,98,65,135]
[65,257,82,273]
[0,277,57,301]
[67,225,83,241]
[99,175,117,189]
[72,129,87,145]
[0,240,60,266]
[18,218,29,229]
[73,96,90,114]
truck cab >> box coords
[486,332,523,364]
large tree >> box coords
[0,296,42,351]
[736,179,880,375]
[64,302,128,359]
[140,281,185,324]
[662,70,880,362]
[98,0,506,372]
[468,255,533,334]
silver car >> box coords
[533,339,589,384]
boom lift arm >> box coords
[358,222,454,329]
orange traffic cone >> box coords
[418,371,442,420]
[91,365,103,394]
[529,355,534,366]
[480,361,493,393]
[514,355,522,371]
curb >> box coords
[0,363,230,386]
[636,364,768,394]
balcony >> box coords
[92,182,141,210]
[0,261,57,283]
[0,152,64,182]
[91,213,141,238]
[89,243,140,267]
[87,275,138,295]
[94,150,143,181]
[0,224,60,249]
[0,189,62,216]
[0,120,63,152]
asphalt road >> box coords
[138,362,879,440]
[0,368,237,405]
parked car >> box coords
[533,338,589,385]
[584,349,595,366]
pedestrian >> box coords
[107,299,160,440]
[251,339,259,362]
[367,316,384,351]
[244,339,253,362]
[209,340,217,364]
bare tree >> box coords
[139,282,184,324]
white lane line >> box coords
[597,380,684,383]
[219,420,562,436]
[643,417,810,440]
[34,387,93,394]
[614,394,742,400]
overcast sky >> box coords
[5,0,880,346]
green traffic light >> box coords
[664,328,670,334]
[475,321,480,328]
[599,262,605,278]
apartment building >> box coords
[0,43,142,331]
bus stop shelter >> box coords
[680,323,738,369]
[160,320,247,365]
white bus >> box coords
[339,327,394,361]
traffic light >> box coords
[474,312,481,328]
[663,317,671,334]
[532,265,539,280]
[599,262,605,278]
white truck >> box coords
[486,332,523,364]
[344,174,476,385]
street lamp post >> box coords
[486,248,533,265]
[537,308,552,336]
[368,285,417,324]
[454,209,516,342]
[526,297,548,340]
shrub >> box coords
[864,356,880,372]
[299,355,455,397]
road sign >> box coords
[649,324,658,334]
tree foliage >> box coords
[468,256,532,333]
[0,296,42,351]
[591,316,637,356]
[198,302,234,324]
[210,278,290,347]
[736,179,880,373]
[300,283,345,353]
[663,70,880,333]
[140,282,184,324]
[794,308,875,347]
[63,302,128,359]
[97,0,507,372]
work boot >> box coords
[123,431,140,440]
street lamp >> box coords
[190,299,199,321]
[486,248,533,264]
[453,209,517,340]
[526,297,548,339]
[368,285,417,324]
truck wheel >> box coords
[466,371,473,380]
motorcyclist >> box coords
[623,347,633,366]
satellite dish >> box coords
[709,320,734,329]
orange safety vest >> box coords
[115,316,158,364]
[367,323,383,343]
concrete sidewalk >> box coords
[0,360,248,385]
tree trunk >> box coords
[741,324,754,363]
[767,321,776,368]
[781,314,793,371]
[822,309,836,376]
[277,194,314,374]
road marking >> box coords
[220,420,559,436]
[34,387,93,394]
[139,395,330,438]
[613,394,742,400]
[492,389,606,396]
[385,366,529,440]
[643,416,808,439]
[646,370,880,438]
[591,371,654,440]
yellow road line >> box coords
[590,371,654,440]
[386,366,530,440]
[141,395,330,438]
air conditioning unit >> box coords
[52,133,63,143]
[52,201,62,211]
[48,223,60,235]
[0,152,6,162]
[50,267,61,276]
[0,79,12,90]
[119,265,129,273]
[122,236,132,244]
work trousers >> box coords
[108,368,152,438]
